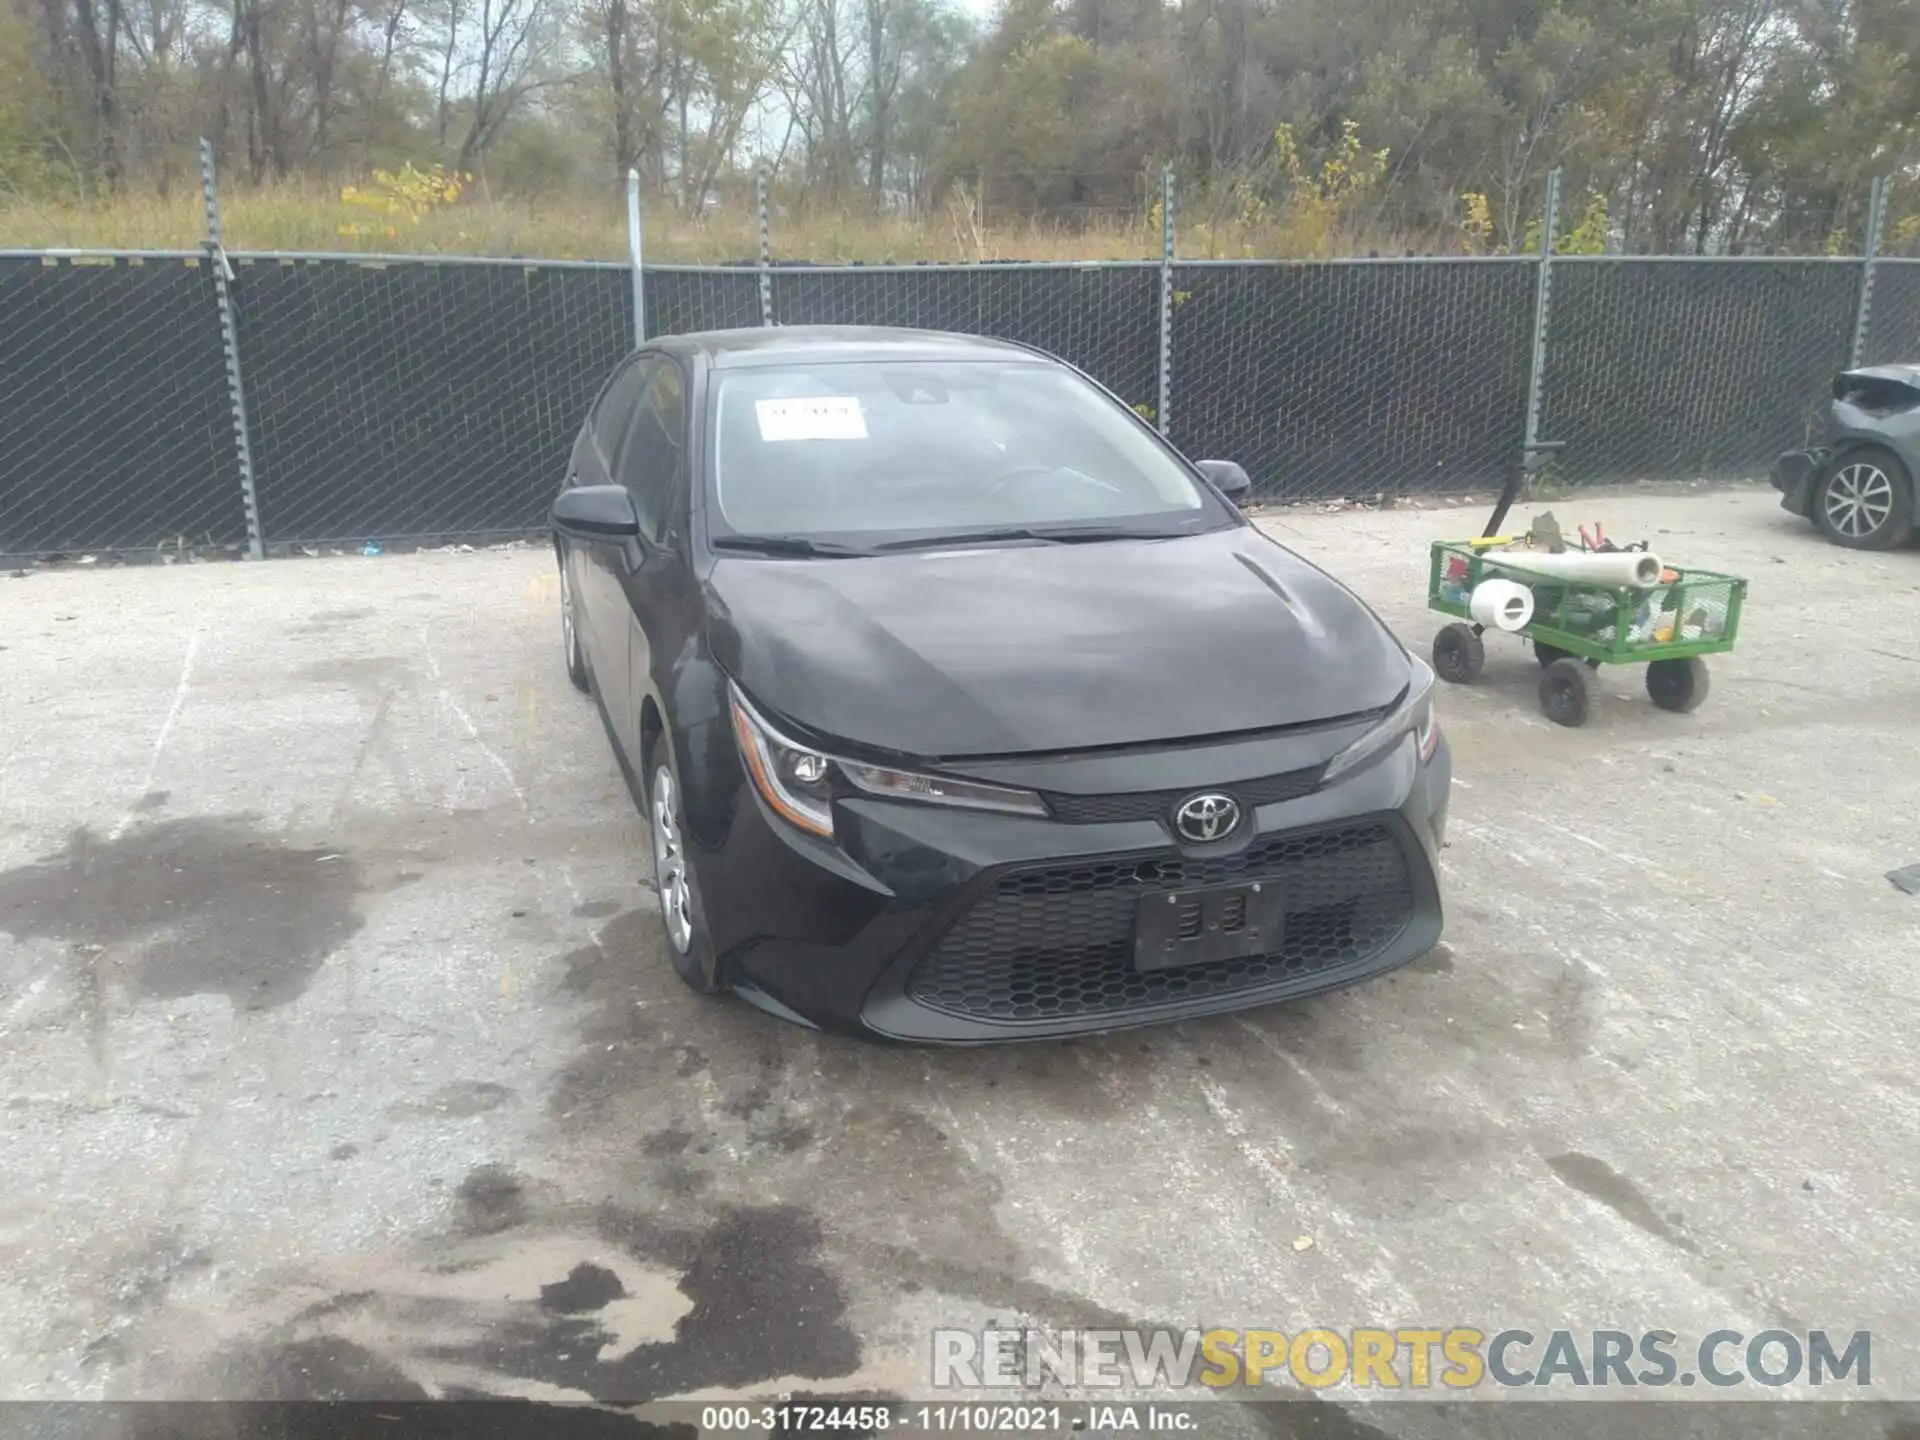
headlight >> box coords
[839,762,1049,816]
[1321,659,1440,784]
[728,684,1048,838]
[730,686,837,837]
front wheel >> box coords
[1814,447,1915,551]
[559,549,590,693]
[649,758,722,995]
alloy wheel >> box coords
[651,765,694,955]
[1824,461,1895,540]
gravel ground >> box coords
[2,483,1917,1434]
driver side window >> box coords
[614,360,685,543]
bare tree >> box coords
[453,0,553,169]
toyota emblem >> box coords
[1173,792,1241,843]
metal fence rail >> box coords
[1,159,1915,561]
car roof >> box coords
[649,325,1050,371]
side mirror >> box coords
[1196,459,1253,503]
[552,485,640,539]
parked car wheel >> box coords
[647,751,722,995]
[1813,446,1915,551]
[558,548,590,693]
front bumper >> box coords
[692,723,1451,1044]
[1771,446,1829,518]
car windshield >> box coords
[706,359,1229,548]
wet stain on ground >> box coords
[573,900,621,919]
[640,1126,694,1158]
[440,1204,860,1403]
[389,1081,515,1121]
[228,1336,431,1401]
[761,1116,814,1153]
[539,1262,626,1314]
[299,655,412,687]
[0,818,367,1014]
[455,1164,529,1236]
[546,909,744,1129]
[1408,941,1456,973]
[542,906,1041,1288]
[131,790,170,814]
[1545,1151,1698,1252]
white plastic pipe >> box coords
[1468,578,1535,631]
[1486,550,1663,588]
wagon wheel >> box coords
[1646,657,1711,713]
[1539,657,1594,727]
[1433,624,1485,684]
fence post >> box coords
[1157,166,1175,439]
[627,167,647,346]
[200,137,264,561]
[1848,174,1890,368]
[1523,167,1563,457]
[756,167,774,327]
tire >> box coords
[558,548,590,693]
[1813,446,1915,551]
[1538,657,1594,727]
[647,751,723,995]
[1646,657,1710,714]
[1432,623,1485,684]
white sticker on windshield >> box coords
[755,396,868,442]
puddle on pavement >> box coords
[0,817,376,1016]
[1545,1151,1698,1253]
[177,1202,859,1404]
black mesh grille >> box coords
[907,820,1414,1024]
[1044,766,1324,824]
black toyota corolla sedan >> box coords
[550,325,1450,1043]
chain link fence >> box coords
[1167,259,1536,496]
[3,167,1915,561]
[0,254,243,557]
[1539,259,1863,486]
[1860,260,1920,368]
[231,257,632,548]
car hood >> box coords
[704,526,1412,759]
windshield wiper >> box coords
[870,524,1165,552]
[710,534,871,558]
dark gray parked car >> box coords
[1772,364,1920,550]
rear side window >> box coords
[614,361,686,541]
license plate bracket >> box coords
[1134,881,1285,972]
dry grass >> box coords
[0,183,1184,262]
[0,181,1435,262]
